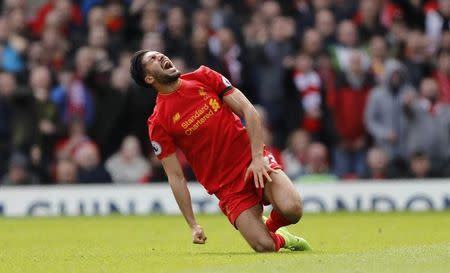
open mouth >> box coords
[162,59,173,70]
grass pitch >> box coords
[0,212,449,273]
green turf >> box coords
[0,212,449,273]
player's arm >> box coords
[161,153,207,244]
[223,89,274,188]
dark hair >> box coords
[130,50,151,88]
[437,47,450,58]
[411,150,427,159]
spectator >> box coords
[402,78,450,161]
[282,129,311,180]
[188,26,219,70]
[433,48,450,104]
[55,158,77,184]
[328,50,374,178]
[362,147,396,179]
[426,0,450,54]
[123,1,157,47]
[199,0,226,30]
[88,26,113,62]
[162,6,190,58]
[8,6,27,35]
[368,35,388,83]
[212,28,244,88]
[398,0,426,30]
[27,42,47,71]
[3,0,26,10]
[137,2,162,39]
[290,53,323,136]
[54,118,91,160]
[30,66,61,160]
[29,144,51,184]
[5,72,37,152]
[0,16,27,74]
[315,9,336,46]
[1,152,40,185]
[73,142,111,183]
[192,8,213,33]
[316,51,337,118]
[62,47,95,127]
[86,18,116,66]
[0,0,449,181]
[365,59,415,161]
[118,51,132,71]
[104,1,125,35]
[329,20,370,72]
[140,32,165,54]
[256,15,295,129]
[439,30,450,51]
[334,0,358,20]
[242,11,266,49]
[87,6,106,29]
[50,67,73,118]
[254,105,282,165]
[88,65,130,158]
[402,31,432,87]
[354,0,386,43]
[295,142,337,183]
[301,29,323,58]
[259,0,282,23]
[0,73,13,174]
[385,15,409,59]
[290,0,314,37]
[41,26,68,71]
[105,135,150,184]
[407,151,435,178]
[29,0,82,37]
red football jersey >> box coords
[148,66,252,194]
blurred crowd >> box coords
[1,0,450,186]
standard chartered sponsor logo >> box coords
[182,99,221,135]
[184,109,214,135]
[181,104,209,129]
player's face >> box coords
[142,51,181,85]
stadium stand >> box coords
[0,0,449,184]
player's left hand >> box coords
[245,156,274,188]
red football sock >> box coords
[266,209,291,233]
[269,232,285,251]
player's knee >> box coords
[284,200,303,224]
[251,238,276,253]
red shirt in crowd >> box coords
[292,69,322,133]
[29,1,82,37]
[148,66,252,194]
[327,73,374,143]
[433,71,450,104]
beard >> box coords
[153,69,181,84]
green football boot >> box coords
[276,226,312,251]
[262,215,312,251]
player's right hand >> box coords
[191,224,207,244]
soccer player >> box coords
[130,50,311,252]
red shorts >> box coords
[214,149,281,228]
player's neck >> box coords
[156,79,182,95]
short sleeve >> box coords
[200,66,234,99]
[148,118,176,160]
